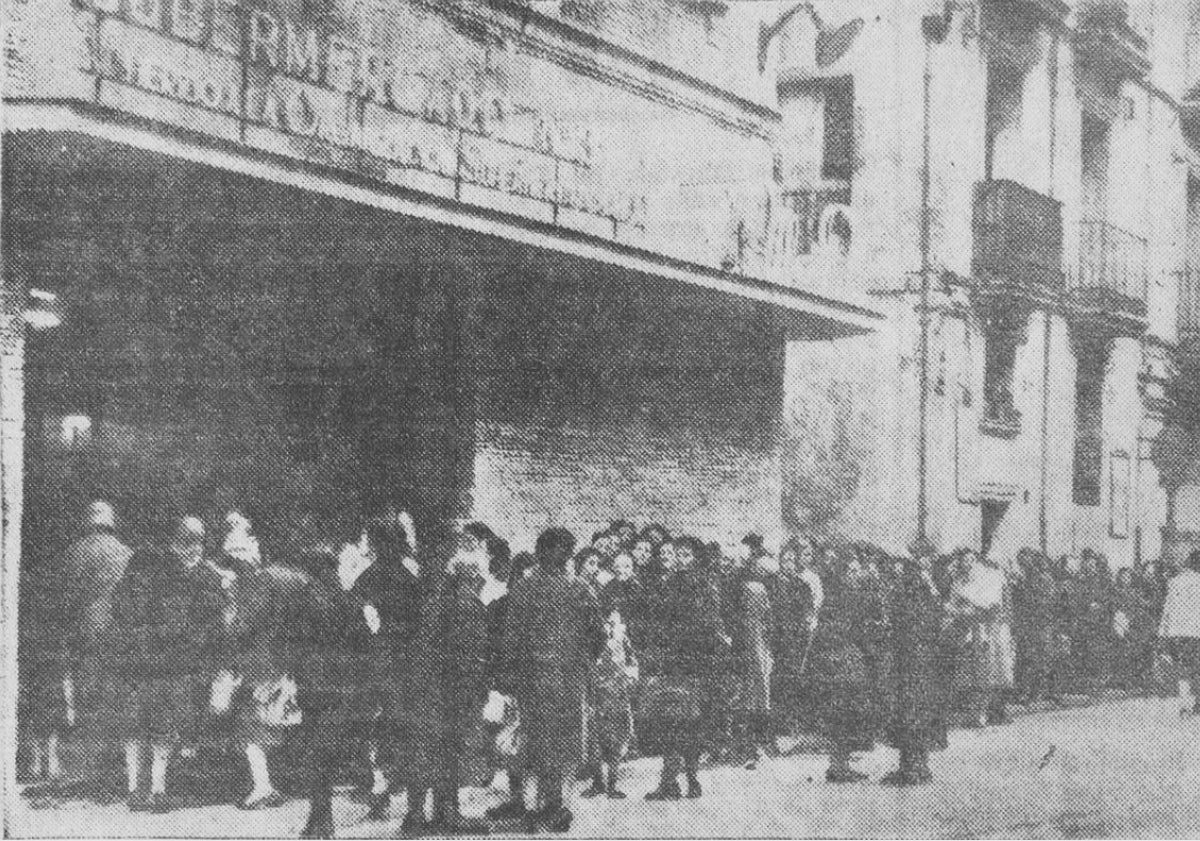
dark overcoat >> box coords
[109,550,228,681]
[350,560,422,717]
[410,570,503,788]
[771,571,818,716]
[886,566,950,753]
[499,568,602,776]
[806,575,889,751]
[636,568,726,753]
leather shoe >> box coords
[645,781,682,801]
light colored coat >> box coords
[1159,569,1200,639]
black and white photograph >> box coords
[5,0,1200,837]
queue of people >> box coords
[15,501,1192,837]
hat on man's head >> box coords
[83,500,116,531]
[172,516,206,546]
[742,533,766,551]
[536,527,577,570]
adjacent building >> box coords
[754,0,1200,567]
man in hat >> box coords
[495,527,601,833]
[23,500,133,782]
[108,515,229,812]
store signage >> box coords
[76,0,648,231]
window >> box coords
[984,62,1023,181]
[980,310,1022,435]
[821,77,855,182]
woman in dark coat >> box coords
[347,507,423,820]
[806,547,888,783]
[403,528,503,837]
[640,536,728,801]
[285,527,373,840]
[215,509,302,810]
[1012,550,1057,704]
[772,537,822,734]
[498,527,602,834]
[882,545,949,786]
[1113,567,1155,691]
[107,516,229,812]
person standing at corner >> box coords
[497,527,602,834]
[1158,549,1200,716]
[23,500,133,783]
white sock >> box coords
[46,734,62,779]
[149,745,170,795]
[124,742,141,793]
[371,766,388,795]
[245,744,274,798]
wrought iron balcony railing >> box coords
[1071,219,1149,323]
[972,179,1064,301]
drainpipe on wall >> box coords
[1039,31,1060,554]
[918,9,949,542]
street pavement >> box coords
[10,695,1200,838]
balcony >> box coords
[1069,219,1148,335]
[972,179,1065,305]
[1179,268,1200,344]
[1074,0,1150,79]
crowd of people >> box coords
[15,500,1192,838]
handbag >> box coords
[254,675,303,727]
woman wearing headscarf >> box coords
[497,527,602,834]
[882,542,949,786]
[806,545,887,783]
[730,542,777,768]
[640,536,728,801]
[772,536,824,736]
[213,508,304,811]
[404,526,502,837]
[346,506,423,820]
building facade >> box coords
[749,0,1200,568]
[1,0,888,571]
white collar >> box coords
[479,578,508,606]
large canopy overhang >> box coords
[4,101,884,339]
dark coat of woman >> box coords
[499,568,601,777]
[806,572,889,752]
[224,557,315,746]
[1012,561,1058,699]
[771,570,819,720]
[106,549,229,741]
[349,557,422,712]
[110,549,228,680]
[410,569,507,789]
[636,567,727,754]
[886,564,949,754]
[286,547,377,837]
